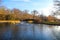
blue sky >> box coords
[2,0,53,16]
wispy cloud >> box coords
[22,0,30,2]
[11,0,31,2]
[42,4,53,16]
[35,2,53,16]
[3,0,53,16]
[32,2,40,6]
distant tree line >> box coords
[0,6,60,23]
[0,6,40,20]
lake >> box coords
[0,22,60,40]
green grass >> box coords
[43,21,60,25]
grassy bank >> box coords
[27,21,60,25]
[43,21,60,25]
[0,20,20,24]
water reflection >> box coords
[0,22,60,40]
[52,26,60,40]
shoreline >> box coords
[0,20,60,25]
[0,20,20,24]
[27,21,60,25]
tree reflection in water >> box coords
[0,23,60,40]
[52,26,60,40]
[0,23,18,40]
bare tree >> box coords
[53,0,60,15]
[23,10,29,14]
[31,10,38,19]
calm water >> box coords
[0,22,60,40]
